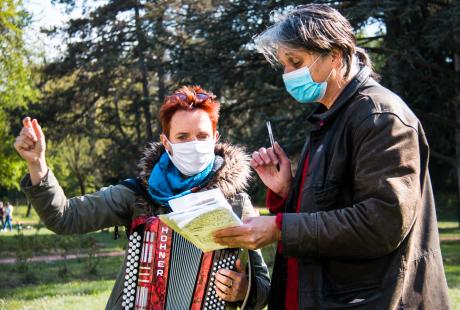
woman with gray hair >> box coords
[214,4,451,309]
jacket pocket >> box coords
[322,257,387,291]
[313,183,348,211]
[323,285,383,308]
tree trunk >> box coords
[26,201,32,218]
[454,53,460,227]
[76,171,86,196]
[134,2,153,141]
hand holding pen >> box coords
[249,122,293,199]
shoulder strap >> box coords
[113,178,155,239]
[119,177,157,206]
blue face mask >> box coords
[282,56,330,103]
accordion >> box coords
[122,216,241,310]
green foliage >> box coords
[0,0,38,190]
[1,0,458,201]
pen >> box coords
[266,121,280,171]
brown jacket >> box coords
[269,66,451,309]
[21,143,270,309]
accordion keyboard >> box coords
[203,248,240,310]
[122,231,142,309]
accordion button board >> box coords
[121,216,241,310]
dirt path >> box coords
[0,251,124,265]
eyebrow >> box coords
[174,132,190,136]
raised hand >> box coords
[14,117,46,163]
[250,142,293,199]
[14,117,48,185]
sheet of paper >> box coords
[168,188,229,212]
[159,188,242,252]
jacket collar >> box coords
[137,142,252,199]
[308,65,371,124]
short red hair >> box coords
[159,85,220,137]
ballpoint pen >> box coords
[266,121,280,171]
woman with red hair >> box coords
[15,85,270,309]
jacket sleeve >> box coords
[282,112,420,259]
[238,193,270,310]
[20,169,136,234]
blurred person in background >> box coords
[0,201,5,230]
[3,202,14,232]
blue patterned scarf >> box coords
[147,152,215,206]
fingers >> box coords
[215,279,232,295]
[274,142,288,164]
[251,151,264,167]
[214,235,259,250]
[216,270,235,286]
[258,148,271,164]
[213,222,259,249]
[266,147,279,165]
[215,271,233,299]
[14,136,31,151]
[215,269,246,302]
[213,225,247,238]
[22,117,38,141]
[251,147,279,168]
[31,119,44,140]
[21,126,37,142]
[235,259,244,273]
[215,283,235,302]
[15,130,36,149]
[22,116,32,128]
[21,136,35,149]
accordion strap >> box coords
[116,178,155,237]
[120,177,157,206]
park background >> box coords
[0,0,459,309]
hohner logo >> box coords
[156,226,169,277]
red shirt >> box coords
[266,154,309,310]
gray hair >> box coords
[254,4,374,77]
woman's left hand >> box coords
[215,259,248,302]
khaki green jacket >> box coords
[21,143,270,309]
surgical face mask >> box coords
[282,55,331,103]
[165,137,216,176]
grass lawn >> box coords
[0,206,459,309]
[0,205,127,258]
[0,256,123,309]
[439,221,460,308]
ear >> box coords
[330,49,343,69]
[160,133,172,154]
[214,131,220,142]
